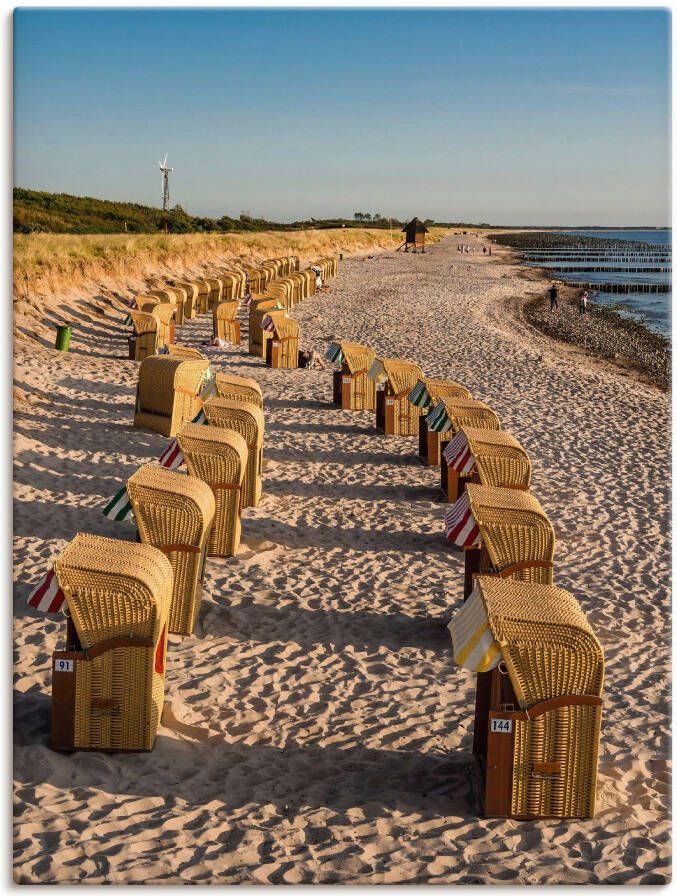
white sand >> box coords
[13,235,670,883]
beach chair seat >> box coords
[444,427,532,495]
[446,483,555,597]
[248,299,282,357]
[368,357,425,436]
[203,397,264,508]
[50,533,172,752]
[213,301,241,345]
[264,315,300,369]
[172,281,199,319]
[214,372,263,408]
[327,341,377,410]
[127,465,215,636]
[133,355,209,437]
[449,576,604,819]
[428,398,502,500]
[177,423,248,557]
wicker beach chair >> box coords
[243,267,269,296]
[127,465,215,636]
[218,271,246,301]
[446,427,532,494]
[368,358,425,436]
[213,301,241,345]
[203,397,264,508]
[167,344,209,361]
[205,278,223,311]
[248,299,281,357]
[328,341,377,411]
[295,269,317,299]
[266,279,295,309]
[133,355,209,437]
[430,398,502,500]
[129,311,160,361]
[193,280,211,315]
[265,315,300,369]
[177,423,248,557]
[448,483,555,596]
[410,378,473,465]
[214,372,263,408]
[50,533,172,752]
[172,281,199,319]
[148,288,185,325]
[449,576,604,819]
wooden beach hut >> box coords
[408,378,472,465]
[127,465,215,636]
[50,533,172,753]
[177,423,248,557]
[368,357,425,436]
[326,341,377,411]
[133,355,209,437]
[449,576,604,819]
[203,397,264,508]
[401,218,428,253]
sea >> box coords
[537,229,671,339]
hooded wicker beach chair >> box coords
[127,465,215,636]
[203,397,264,508]
[248,299,281,356]
[243,267,270,296]
[449,576,604,819]
[134,293,161,313]
[50,533,172,753]
[167,344,209,361]
[214,372,263,408]
[368,358,425,436]
[217,271,245,302]
[177,423,248,557]
[446,483,555,598]
[204,278,223,310]
[409,378,473,465]
[133,355,209,437]
[264,315,300,369]
[265,279,295,309]
[193,280,211,315]
[444,427,532,496]
[148,288,185,326]
[295,269,317,299]
[429,398,502,500]
[327,341,377,410]
[172,281,199,319]
[213,301,241,345]
[129,311,161,361]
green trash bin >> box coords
[55,326,72,352]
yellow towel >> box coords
[448,584,502,672]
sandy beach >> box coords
[13,234,671,884]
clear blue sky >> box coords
[13,8,671,225]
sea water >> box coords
[560,229,671,339]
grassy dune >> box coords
[13,227,448,306]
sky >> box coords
[13,8,671,226]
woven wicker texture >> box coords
[466,484,555,584]
[218,272,245,301]
[338,342,375,374]
[167,345,208,361]
[172,281,199,319]
[476,575,604,818]
[248,300,281,356]
[148,288,184,325]
[214,372,263,408]
[129,311,159,361]
[381,358,424,396]
[461,427,532,489]
[177,423,248,557]
[203,398,264,508]
[134,356,209,437]
[270,317,299,340]
[213,301,240,342]
[439,397,501,432]
[424,378,472,403]
[127,465,215,636]
[204,278,223,309]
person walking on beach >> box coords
[579,290,589,315]
[548,283,559,311]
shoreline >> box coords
[492,245,670,391]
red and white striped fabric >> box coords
[157,439,185,470]
[27,568,66,613]
[444,491,481,548]
[443,429,475,474]
[261,314,275,332]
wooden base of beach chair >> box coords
[418,416,442,465]
[265,337,298,369]
[376,389,385,431]
[128,337,136,361]
[332,370,342,406]
[441,457,464,500]
[168,324,175,345]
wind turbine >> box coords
[159,154,173,212]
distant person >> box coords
[579,290,589,315]
[488,246,492,256]
[482,246,487,255]
[548,284,559,311]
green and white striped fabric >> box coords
[123,313,133,325]
[408,380,431,408]
[325,343,344,365]
[426,402,453,433]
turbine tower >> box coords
[159,154,173,212]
